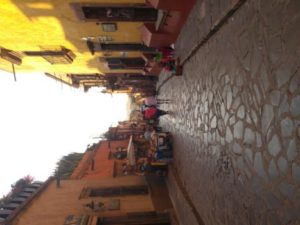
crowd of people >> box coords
[117,95,173,176]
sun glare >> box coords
[0,71,129,196]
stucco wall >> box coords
[71,139,130,179]
[13,177,154,225]
[0,0,146,81]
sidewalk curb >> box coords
[166,164,205,225]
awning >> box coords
[127,135,136,166]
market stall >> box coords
[134,131,172,176]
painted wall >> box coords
[0,0,145,83]
[71,139,129,179]
[12,177,154,225]
[9,138,173,225]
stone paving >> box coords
[158,0,300,224]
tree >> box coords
[101,130,112,140]
[0,175,34,207]
[11,175,34,194]
[0,194,11,207]
[53,153,84,179]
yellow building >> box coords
[0,0,158,87]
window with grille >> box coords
[70,3,157,22]
[24,46,76,64]
[79,185,148,198]
[0,47,23,65]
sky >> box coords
[0,71,129,196]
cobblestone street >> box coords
[158,0,300,224]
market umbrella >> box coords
[127,135,136,166]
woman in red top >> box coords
[143,106,168,120]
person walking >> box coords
[142,106,169,120]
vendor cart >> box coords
[126,132,173,176]
[150,131,173,163]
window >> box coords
[86,41,156,55]
[64,215,89,225]
[90,185,148,197]
[0,47,22,65]
[79,185,148,198]
[67,73,105,86]
[108,147,127,160]
[70,3,157,22]
[104,57,146,70]
[24,47,76,64]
